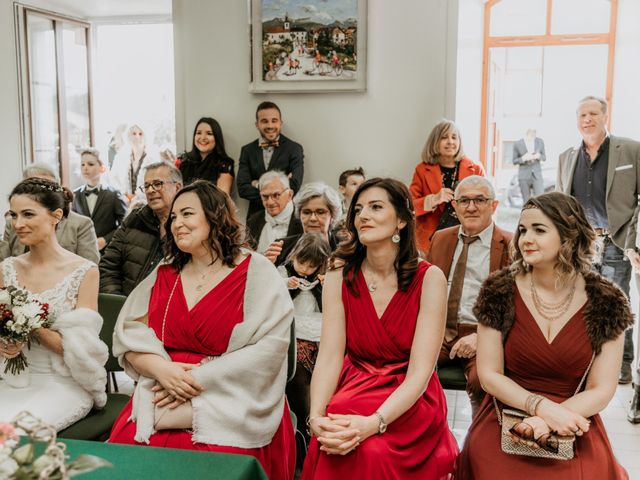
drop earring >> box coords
[391,230,401,244]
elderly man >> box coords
[99,161,182,295]
[0,163,99,264]
[427,175,512,412]
[557,95,640,386]
[247,170,303,255]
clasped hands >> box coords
[152,361,204,409]
[309,413,379,456]
[507,399,590,452]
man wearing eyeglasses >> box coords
[246,171,302,255]
[427,175,512,414]
[100,161,182,295]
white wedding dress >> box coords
[0,258,96,431]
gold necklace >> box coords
[193,262,219,292]
[530,274,576,321]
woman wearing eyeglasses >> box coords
[409,120,485,253]
[176,117,235,194]
[456,192,630,479]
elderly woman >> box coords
[109,180,295,479]
[456,193,629,479]
[264,182,342,266]
[410,120,484,253]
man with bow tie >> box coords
[237,101,304,219]
[247,170,303,261]
[72,148,127,253]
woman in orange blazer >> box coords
[410,120,485,253]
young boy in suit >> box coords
[72,148,128,253]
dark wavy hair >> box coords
[164,180,247,270]
[185,117,231,163]
[511,192,595,278]
[10,178,73,218]
[332,177,419,295]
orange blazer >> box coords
[409,157,485,253]
[426,224,513,278]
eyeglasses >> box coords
[260,189,289,202]
[509,422,560,454]
[453,197,492,208]
[300,208,330,218]
[139,180,177,193]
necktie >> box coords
[445,235,479,342]
[259,141,279,149]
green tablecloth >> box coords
[51,439,268,480]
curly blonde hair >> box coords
[511,192,595,278]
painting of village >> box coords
[261,0,358,81]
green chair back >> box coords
[98,293,127,373]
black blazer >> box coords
[246,209,304,250]
[72,184,128,248]
[236,134,304,218]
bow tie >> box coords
[259,141,279,149]
[84,188,99,197]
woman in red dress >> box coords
[302,178,458,480]
[109,180,295,479]
[456,192,631,479]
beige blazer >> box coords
[556,135,640,250]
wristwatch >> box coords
[373,411,387,434]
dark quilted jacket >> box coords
[99,205,164,295]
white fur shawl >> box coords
[112,252,294,447]
[50,308,109,408]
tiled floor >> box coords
[446,384,640,479]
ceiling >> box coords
[20,0,172,20]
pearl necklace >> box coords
[530,274,576,321]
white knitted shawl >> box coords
[112,252,294,447]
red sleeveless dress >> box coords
[302,261,458,480]
[455,287,628,479]
[109,259,296,480]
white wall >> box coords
[173,0,459,216]
[0,1,25,218]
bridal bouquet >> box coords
[0,286,50,375]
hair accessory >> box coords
[35,183,64,193]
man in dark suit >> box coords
[247,170,303,259]
[237,101,304,219]
[427,175,512,413]
[72,148,127,253]
[512,129,546,202]
[557,95,640,386]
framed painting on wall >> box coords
[249,0,367,93]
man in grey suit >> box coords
[0,163,100,264]
[557,95,640,388]
[513,129,546,202]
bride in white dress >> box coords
[0,178,108,431]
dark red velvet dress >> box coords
[302,261,458,480]
[455,287,628,479]
[109,259,296,480]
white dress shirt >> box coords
[448,223,493,324]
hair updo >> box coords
[10,178,73,218]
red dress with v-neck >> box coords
[455,287,628,479]
[109,259,296,480]
[301,261,458,480]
